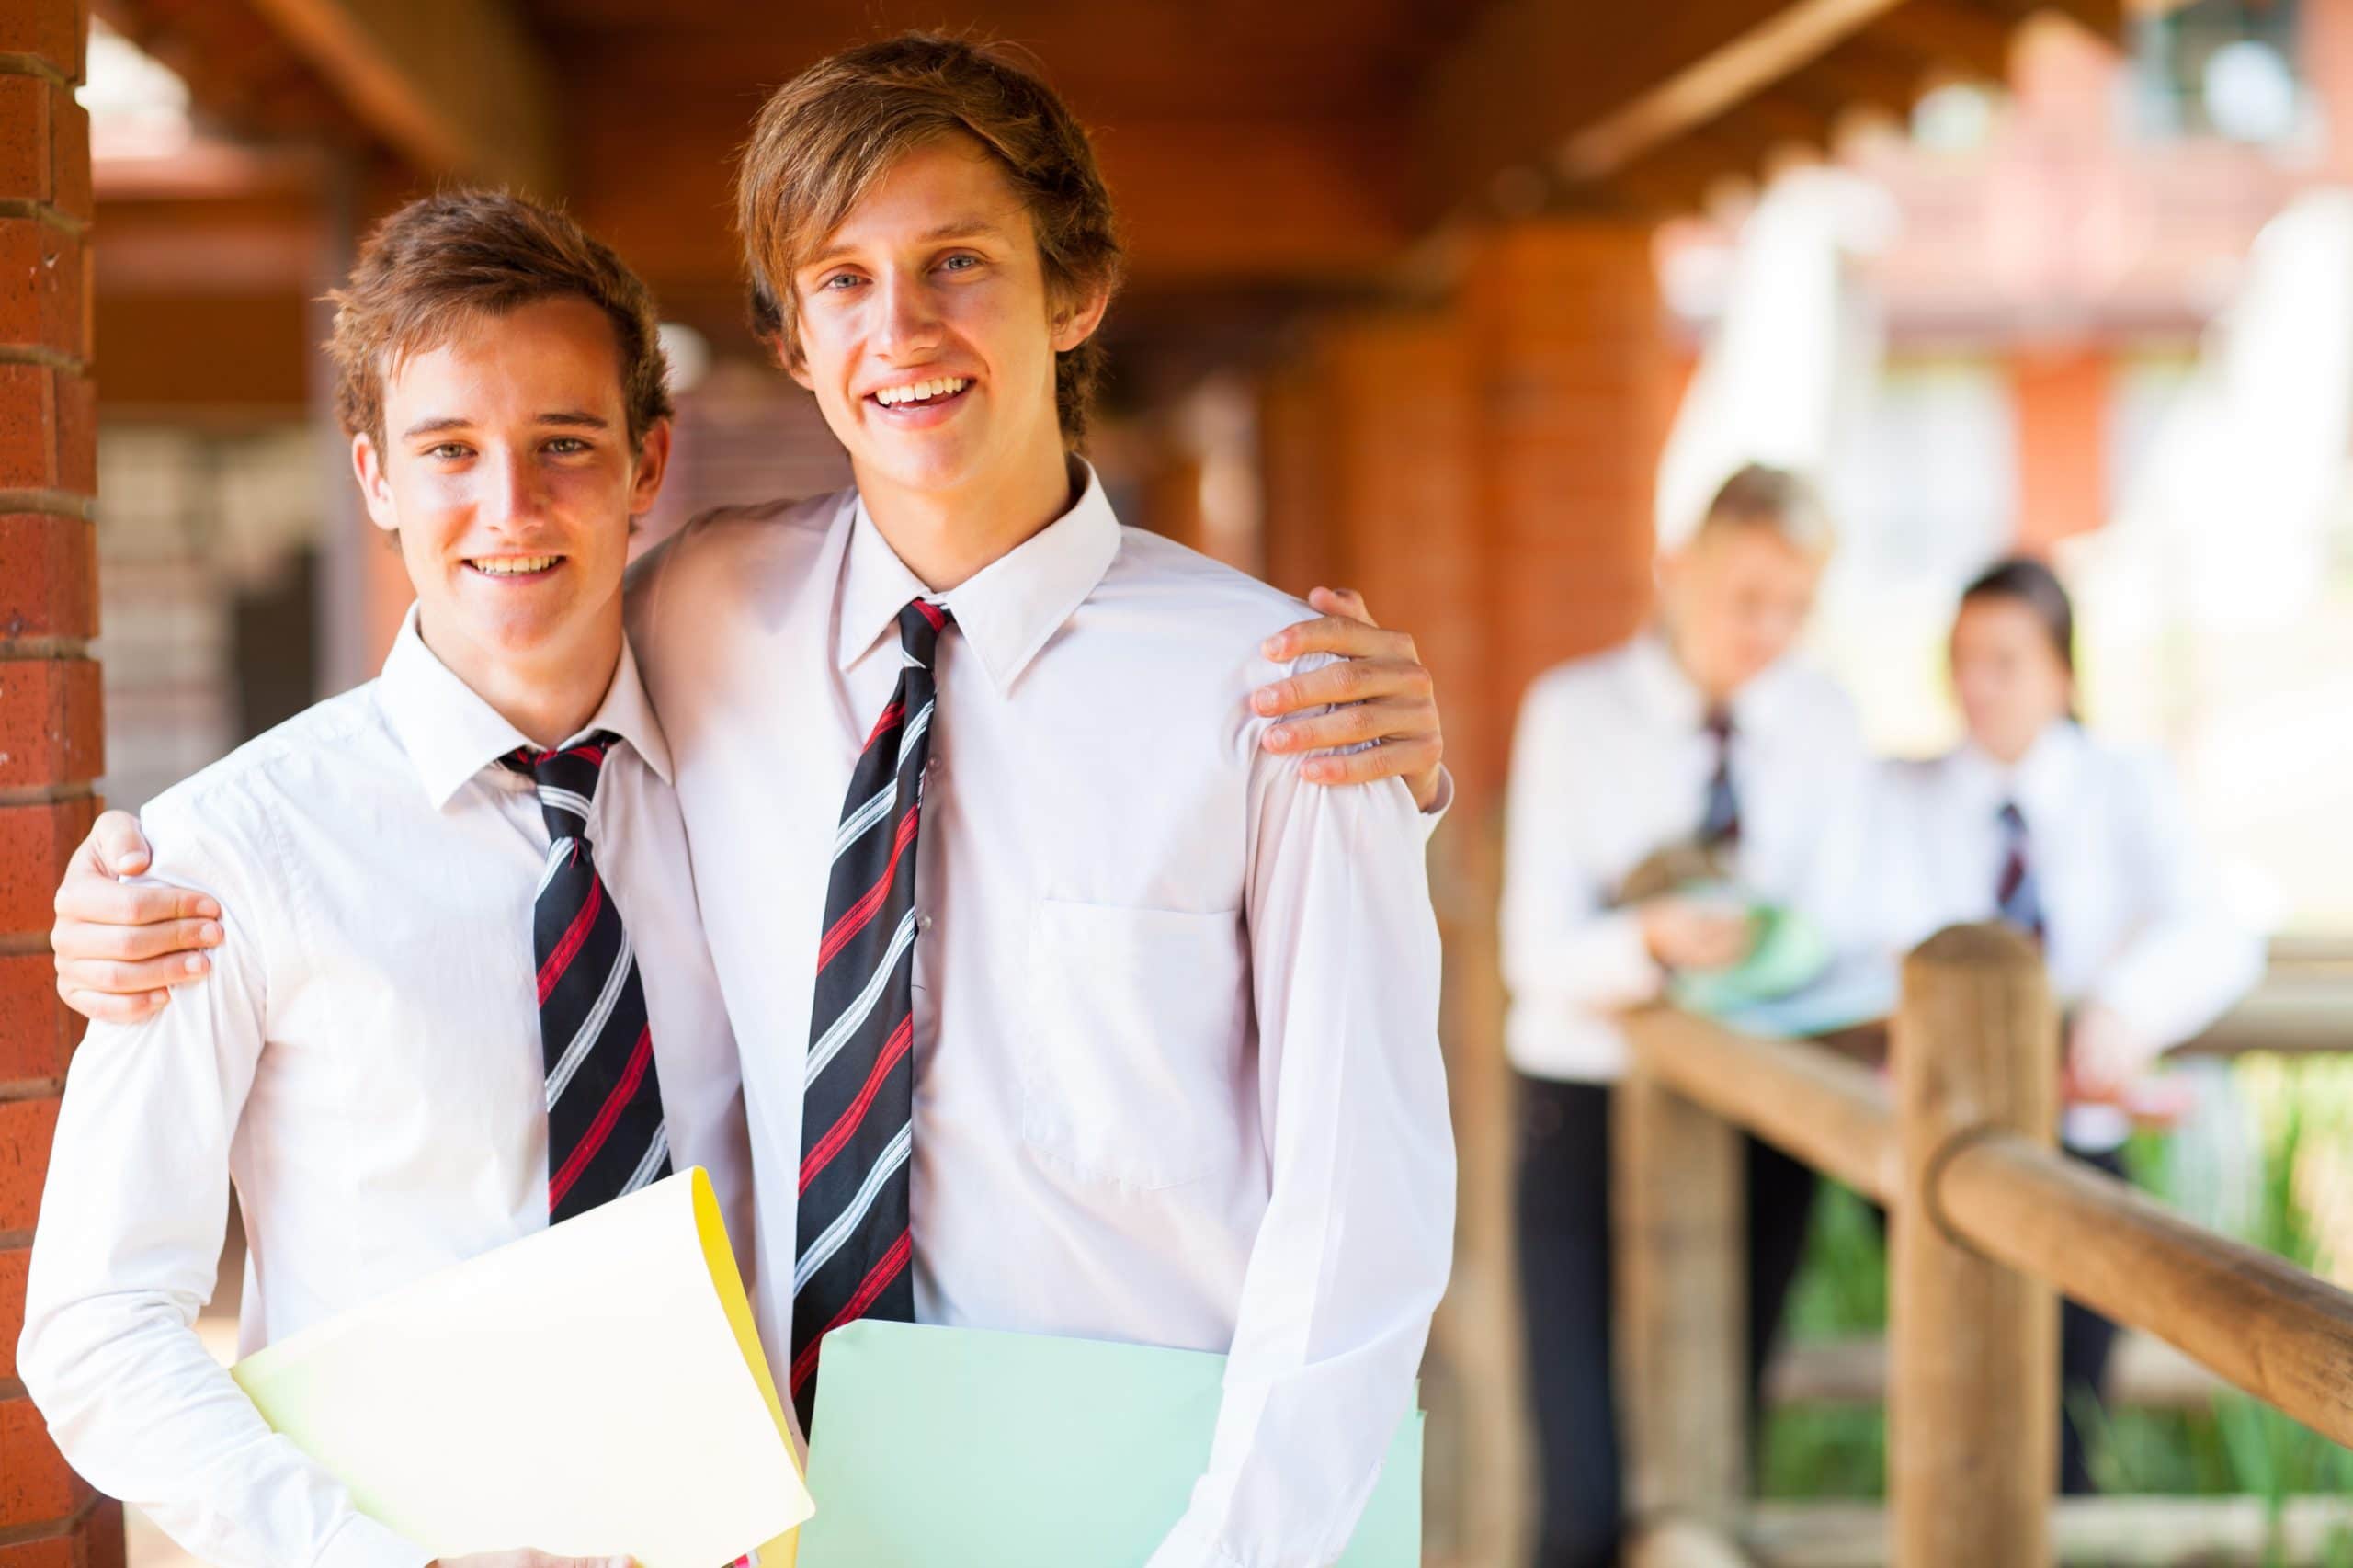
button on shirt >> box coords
[630,465,1454,1568]
[1872,721,2264,1069]
[1500,635,1874,1082]
[17,608,753,1568]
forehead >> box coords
[815,134,1032,253]
[1690,519,1818,578]
[381,296,627,415]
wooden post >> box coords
[1614,1072,1746,1539]
[1889,924,2060,1567]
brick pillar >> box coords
[1462,218,1674,790]
[0,3,119,1564]
[1254,216,1677,1568]
[2011,347,2108,554]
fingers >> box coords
[57,950,210,997]
[1263,696,1427,756]
[58,984,170,1025]
[1298,735,1441,790]
[1253,654,1433,718]
[1256,617,1417,670]
[88,810,155,878]
[51,915,222,965]
[53,871,219,930]
[1305,585,1377,627]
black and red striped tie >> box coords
[790,598,948,1426]
[504,734,671,1225]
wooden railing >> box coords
[1613,923,2353,1568]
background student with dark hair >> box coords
[1871,555,2265,1494]
[1499,463,1876,1568]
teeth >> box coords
[875,376,969,407]
[473,556,558,576]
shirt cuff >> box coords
[313,1511,437,1568]
[1142,1512,1261,1568]
[1415,768,1454,839]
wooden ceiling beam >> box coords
[241,0,558,192]
[1872,0,2028,80]
[1414,0,1909,222]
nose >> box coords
[481,443,547,528]
[872,268,945,361]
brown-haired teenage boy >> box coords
[20,189,744,1568]
[51,36,1456,1567]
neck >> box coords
[1662,628,1746,709]
[855,433,1077,591]
[415,606,622,751]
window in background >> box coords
[1813,358,2018,758]
[2131,0,2306,145]
[97,425,319,811]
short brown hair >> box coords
[734,32,1125,443]
[326,188,674,449]
[1697,462,1836,555]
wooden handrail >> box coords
[1621,981,2353,1438]
[1938,1131,2353,1449]
[1621,1006,1896,1200]
[1612,922,2353,1566]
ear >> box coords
[1050,278,1112,354]
[628,417,675,517]
[351,433,399,534]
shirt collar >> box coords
[1952,718,2083,824]
[376,603,675,812]
[1625,631,1795,734]
[835,459,1122,695]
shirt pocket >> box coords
[1021,899,1248,1191]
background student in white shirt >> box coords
[48,36,1455,1568]
[1871,555,2264,1494]
[17,192,750,1568]
[1500,464,1873,1568]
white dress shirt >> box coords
[17,609,753,1568]
[1499,634,1874,1082]
[1870,721,2265,1142]
[628,464,1454,1568]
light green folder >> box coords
[797,1321,1422,1567]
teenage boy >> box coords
[1500,464,1872,1568]
[19,193,742,1568]
[49,35,1454,1566]
[646,38,1453,1563]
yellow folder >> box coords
[233,1167,809,1568]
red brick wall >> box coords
[2011,347,2109,555]
[0,1,119,1560]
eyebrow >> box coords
[401,410,611,440]
[801,217,1008,274]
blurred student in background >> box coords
[1872,555,2265,1494]
[1499,463,1874,1568]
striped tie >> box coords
[503,734,671,1225]
[1699,706,1740,850]
[790,599,948,1426]
[1995,800,2046,944]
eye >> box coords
[544,437,591,455]
[819,271,864,291]
[939,252,982,273]
[426,442,472,460]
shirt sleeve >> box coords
[1415,767,1455,839]
[2086,753,2266,1057]
[15,790,434,1568]
[1142,704,1454,1568]
[1497,676,1665,1031]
